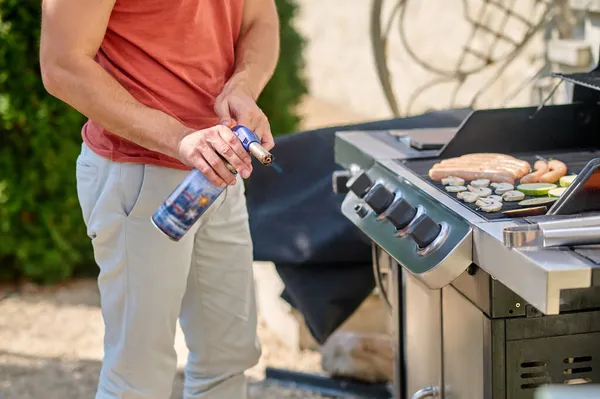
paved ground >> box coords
[0,277,328,399]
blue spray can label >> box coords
[151,125,272,241]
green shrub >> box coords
[258,0,308,136]
[0,1,91,283]
[0,0,307,283]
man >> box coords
[39,0,279,397]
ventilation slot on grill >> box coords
[521,361,547,368]
[520,360,551,390]
[564,356,593,385]
[521,382,549,390]
[564,356,592,364]
[521,372,549,379]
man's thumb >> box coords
[221,118,237,128]
[214,99,232,125]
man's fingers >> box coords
[206,129,251,179]
[193,156,227,188]
[200,146,237,185]
[254,114,275,151]
[217,125,252,167]
[261,135,275,151]
[233,100,260,131]
[231,103,275,151]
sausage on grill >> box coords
[519,160,548,184]
[438,158,530,177]
[429,168,515,184]
[540,160,567,183]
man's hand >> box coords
[178,125,253,187]
[214,77,275,151]
[214,0,279,152]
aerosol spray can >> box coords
[151,125,274,241]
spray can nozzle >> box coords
[219,125,279,173]
[230,125,274,166]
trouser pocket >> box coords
[119,163,147,219]
[75,150,99,233]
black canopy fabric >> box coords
[245,109,470,344]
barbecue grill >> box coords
[333,67,600,398]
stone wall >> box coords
[295,0,580,120]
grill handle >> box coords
[411,386,440,399]
[538,215,600,230]
[542,226,600,248]
[504,216,600,248]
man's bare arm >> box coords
[40,0,252,185]
[232,0,280,100]
[213,0,280,149]
[40,0,191,159]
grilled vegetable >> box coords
[461,192,481,203]
[446,185,467,193]
[441,176,466,186]
[516,183,557,196]
[549,187,567,197]
[467,185,492,197]
[476,198,502,212]
[559,175,577,187]
[475,198,491,208]
[518,197,558,207]
[493,183,514,195]
[470,179,490,188]
[502,190,525,202]
[485,195,503,202]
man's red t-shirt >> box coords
[82,0,243,170]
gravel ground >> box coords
[0,277,329,399]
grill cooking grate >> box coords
[402,150,600,221]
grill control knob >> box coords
[332,170,351,194]
[407,214,442,249]
[354,204,369,218]
[346,172,373,198]
[384,198,417,230]
[364,183,395,215]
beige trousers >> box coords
[75,143,261,399]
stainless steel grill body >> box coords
[336,122,600,315]
[334,87,600,397]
